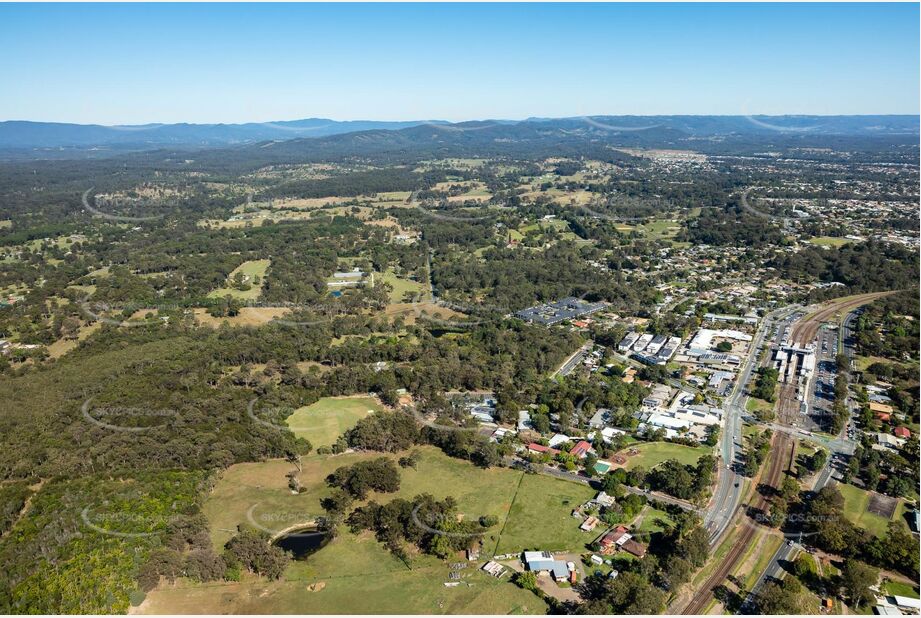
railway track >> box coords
[680,292,891,614]
[791,291,895,347]
[682,434,794,614]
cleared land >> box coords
[135,565,544,614]
[151,447,557,614]
[378,269,425,303]
[882,579,921,599]
[493,474,595,555]
[129,307,291,328]
[193,306,289,327]
[207,259,270,300]
[46,321,102,359]
[620,441,712,470]
[837,483,906,537]
[634,505,674,535]
[285,396,384,449]
[382,302,467,326]
[808,236,853,248]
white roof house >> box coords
[892,596,921,610]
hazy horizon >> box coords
[3,112,919,128]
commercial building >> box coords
[515,297,606,326]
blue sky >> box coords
[1,3,918,124]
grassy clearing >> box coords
[202,447,528,551]
[856,355,890,372]
[381,302,467,326]
[46,321,102,359]
[808,236,852,248]
[193,306,289,327]
[745,397,774,417]
[137,564,545,614]
[635,505,674,535]
[285,396,385,449]
[620,441,712,470]
[882,579,920,598]
[493,474,595,555]
[638,219,681,240]
[740,532,784,591]
[394,449,522,528]
[207,259,270,300]
[378,269,425,303]
[837,483,905,537]
[166,447,573,614]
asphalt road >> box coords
[554,343,592,377]
[740,306,865,613]
[704,304,801,545]
[507,457,700,513]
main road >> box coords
[703,304,801,544]
[737,295,893,612]
[682,294,890,614]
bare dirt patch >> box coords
[382,302,468,325]
[867,492,898,519]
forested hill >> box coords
[1,115,917,162]
[0,118,443,150]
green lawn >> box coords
[285,396,384,448]
[882,579,920,599]
[202,446,524,549]
[393,448,522,530]
[139,563,545,614]
[745,396,774,417]
[808,236,852,248]
[621,441,712,470]
[207,259,270,300]
[378,269,425,303]
[838,483,906,538]
[178,447,582,614]
[634,505,674,535]
[202,454,373,550]
[493,473,595,554]
[796,441,818,464]
[742,422,761,441]
[856,355,889,372]
[637,219,681,240]
[741,533,785,591]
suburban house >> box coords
[873,432,906,452]
[588,408,611,429]
[527,443,560,456]
[598,526,648,558]
[592,491,616,508]
[570,440,593,459]
[869,401,895,416]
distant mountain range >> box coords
[0,115,916,161]
[0,118,450,150]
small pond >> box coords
[272,527,330,560]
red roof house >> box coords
[528,443,560,456]
[570,440,592,459]
[893,426,911,439]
